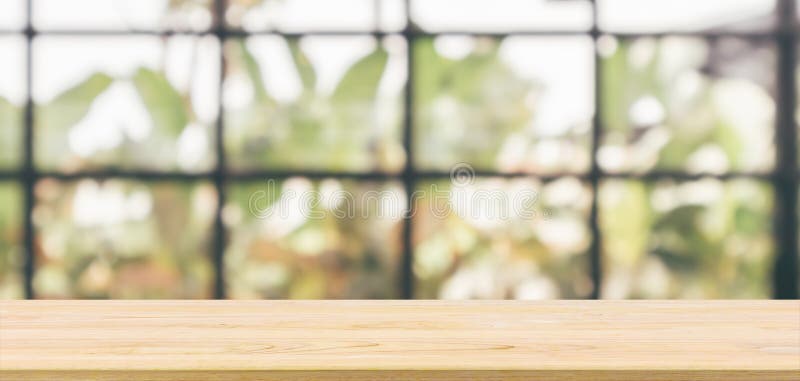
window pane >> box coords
[224,35,406,173]
[0,36,25,169]
[0,0,24,30]
[33,179,215,298]
[415,36,593,174]
[411,0,592,32]
[600,179,774,298]
[598,0,776,33]
[414,177,593,299]
[599,37,775,174]
[33,0,213,31]
[378,0,406,32]
[33,36,219,172]
[0,182,24,299]
[225,179,403,298]
[226,0,404,32]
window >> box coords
[0,0,797,299]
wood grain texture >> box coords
[1,300,798,380]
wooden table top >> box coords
[1,300,798,380]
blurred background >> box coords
[0,0,798,299]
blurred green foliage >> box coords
[413,178,593,299]
[0,2,792,299]
[133,68,190,137]
[0,183,23,298]
[601,179,774,298]
[414,36,593,174]
[224,37,404,173]
[0,99,21,168]
[600,37,775,173]
[225,180,402,298]
[34,38,215,172]
[36,73,112,170]
[414,37,532,171]
[33,180,214,298]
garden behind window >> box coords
[0,0,797,300]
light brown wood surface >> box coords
[0,300,798,380]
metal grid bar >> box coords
[774,0,799,299]
[0,28,788,39]
[0,169,779,182]
[211,0,228,299]
[400,0,415,299]
[588,0,602,299]
[21,0,35,299]
[9,0,799,299]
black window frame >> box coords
[1,0,796,299]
